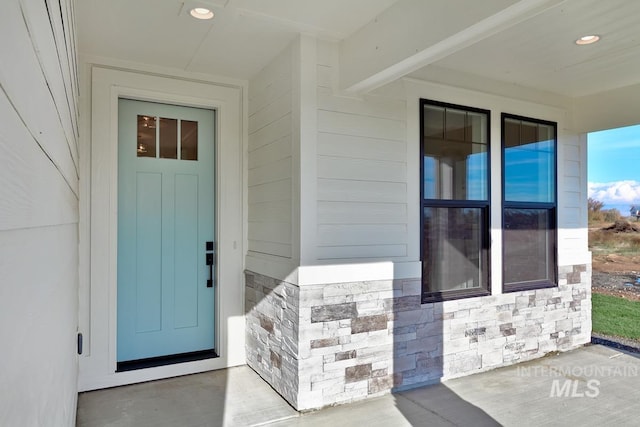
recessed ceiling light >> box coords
[190,7,214,20]
[575,35,600,45]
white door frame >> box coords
[79,65,246,391]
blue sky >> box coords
[588,124,640,213]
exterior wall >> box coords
[248,45,295,259]
[0,1,79,425]
[558,136,589,266]
[316,41,409,261]
[403,78,591,286]
[247,266,590,410]
[245,40,301,406]
[245,37,592,411]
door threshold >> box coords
[117,349,218,372]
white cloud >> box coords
[588,180,640,205]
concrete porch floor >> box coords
[77,345,640,427]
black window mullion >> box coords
[504,201,555,209]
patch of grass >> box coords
[589,229,640,255]
[592,293,640,341]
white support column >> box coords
[293,34,318,266]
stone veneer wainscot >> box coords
[245,264,591,410]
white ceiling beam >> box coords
[341,0,567,94]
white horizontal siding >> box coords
[0,0,78,197]
[318,179,407,203]
[563,176,580,193]
[564,143,579,161]
[318,89,406,121]
[248,157,292,187]
[318,224,407,246]
[247,240,292,259]
[318,156,406,183]
[0,1,79,425]
[563,160,580,178]
[563,191,581,208]
[23,0,79,162]
[317,64,332,89]
[315,42,408,261]
[561,141,583,213]
[317,132,406,162]
[248,90,292,135]
[248,113,292,152]
[248,135,292,169]
[318,110,405,141]
[0,92,77,231]
[318,201,407,224]
[248,200,292,223]
[249,221,292,244]
[249,69,292,116]
[248,179,292,203]
[317,244,407,260]
[248,45,294,258]
[563,207,580,220]
[559,137,587,254]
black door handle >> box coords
[206,253,214,287]
[206,241,215,288]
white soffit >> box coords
[229,0,401,40]
[77,0,212,70]
[77,0,399,79]
[420,0,640,97]
[341,0,540,93]
[77,0,640,97]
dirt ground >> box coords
[590,221,640,302]
[591,269,640,302]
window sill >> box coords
[422,288,490,304]
[503,280,557,293]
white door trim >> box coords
[79,65,245,391]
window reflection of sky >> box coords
[423,157,437,199]
[467,152,487,200]
[424,140,554,202]
[505,140,554,203]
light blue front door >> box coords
[117,99,215,363]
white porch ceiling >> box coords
[416,0,640,97]
[77,0,640,98]
[76,0,400,79]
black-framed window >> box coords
[421,99,491,302]
[502,114,557,292]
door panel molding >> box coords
[117,99,216,362]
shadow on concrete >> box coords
[394,384,500,427]
[76,365,299,426]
